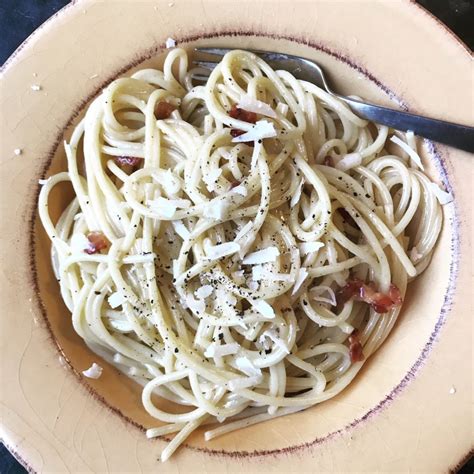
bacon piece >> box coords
[84,231,109,255]
[348,329,364,363]
[323,156,335,167]
[229,180,241,189]
[115,156,141,167]
[229,105,257,142]
[229,105,257,124]
[155,101,176,119]
[337,278,402,314]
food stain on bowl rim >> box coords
[26,30,460,459]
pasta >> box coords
[38,48,447,461]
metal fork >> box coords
[194,47,474,153]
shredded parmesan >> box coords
[232,184,247,196]
[390,135,424,170]
[204,168,222,192]
[251,264,266,281]
[252,299,275,318]
[172,220,190,240]
[310,285,337,306]
[108,292,127,308]
[335,152,362,171]
[290,178,304,208]
[14,148,22,156]
[165,37,176,48]
[260,329,290,354]
[237,94,277,118]
[149,197,190,212]
[235,356,261,377]
[195,285,213,299]
[231,269,245,285]
[228,375,262,391]
[203,199,228,220]
[299,241,324,255]
[428,182,453,205]
[186,294,205,314]
[31,84,41,91]
[206,242,240,260]
[70,233,90,253]
[232,120,277,143]
[242,246,280,265]
[292,267,308,295]
[205,342,240,358]
[82,362,103,379]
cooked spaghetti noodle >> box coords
[38,48,448,461]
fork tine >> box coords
[194,47,233,57]
[191,60,219,71]
[191,73,210,81]
[195,47,298,63]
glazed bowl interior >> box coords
[33,34,454,454]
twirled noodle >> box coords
[38,48,448,461]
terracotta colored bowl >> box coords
[1,1,472,472]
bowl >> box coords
[1,1,472,472]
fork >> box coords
[193,47,474,153]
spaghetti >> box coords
[38,48,448,461]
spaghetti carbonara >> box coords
[38,48,450,461]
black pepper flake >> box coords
[174,347,179,353]
[94,291,101,295]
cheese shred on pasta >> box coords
[38,48,447,461]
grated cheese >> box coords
[232,120,277,143]
[237,94,277,118]
[195,285,213,299]
[165,37,176,48]
[172,220,190,240]
[252,299,275,318]
[228,374,262,391]
[299,241,324,255]
[108,291,127,308]
[82,362,103,379]
[206,241,241,260]
[428,182,453,205]
[232,184,248,196]
[235,356,261,377]
[205,342,240,358]
[292,267,309,295]
[203,199,228,220]
[70,233,90,253]
[242,246,280,265]
[204,168,222,192]
[290,178,304,208]
[310,285,337,306]
[14,148,22,156]
[186,294,205,314]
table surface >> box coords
[0,1,472,472]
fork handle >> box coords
[342,97,474,153]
